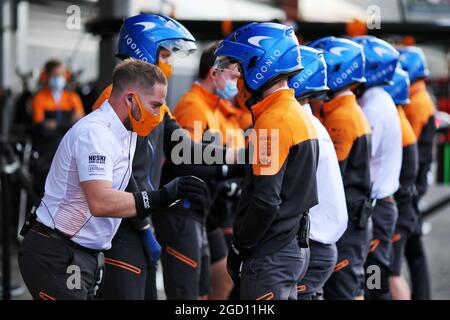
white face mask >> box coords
[48,75,66,91]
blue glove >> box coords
[142,228,161,265]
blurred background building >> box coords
[1,0,449,107]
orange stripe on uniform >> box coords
[334,259,349,272]
[369,239,380,252]
[166,246,198,268]
[222,227,233,235]
[297,284,307,292]
[256,291,274,300]
[391,233,402,244]
[104,257,141,275]
[38,291,56,300]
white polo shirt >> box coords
[36,101,137,250]
[358,86,402,199]
[303,104,348,244]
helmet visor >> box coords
[160,39,197,58]
[213,56,240,73]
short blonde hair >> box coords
[111,59,166,95]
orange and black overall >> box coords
[402,80,436,300]
[320,93,373,299]
[390,106,419,276]
[234,89,319,300]
[31,88,84,192]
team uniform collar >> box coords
[251,88,296,122]
[322,92,357,115]
[99,100,130,142]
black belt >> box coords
[31,222,101,256]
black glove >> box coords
[226,241,249,287]
[134,176,209,218]
[163,175,208,205]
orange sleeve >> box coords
[252,112,295,176]
[398,106,417,147]
[411,121,423,139]
[404,88,436,138]
[32,92,45,124]
[173,99,209,142]
[252,105,318,176]
[403,102,422,138]
[92,84,113,111]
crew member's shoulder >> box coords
[32,88,51,102]
[174,88,211,116]
[411,87,435,116]
[71,110,114,137]
[327,106,371,140]
[256,101,317,144]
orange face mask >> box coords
[158,61,173,79]
[237,78,254,108]
[128,94,163,137]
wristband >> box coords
[133,188,171,218]
[133,191,151,218]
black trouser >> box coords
[390,195,417,277]
[405,233,431,300]
[18,226,103,300]
[145,262,158,300]
[98,221,157,300]
[324,208,373,300]
[297,241,337,300]
[390,227,409,277]
[404,197,431,300]
[364,199,398,300]
[240,239,309,300]
[208,228,228,265]
[153,212,210,299]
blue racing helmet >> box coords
[214,22,302,94]
[398,46,430,84]
[384,67,410,106]
[309,36,366,93]
[353,36,399,87]
[117,14,197,64]
[288,46,329,99]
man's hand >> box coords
[141,228,161,265]
[168,176,211,219]
[162,175,208,206]
[133,176,209,218]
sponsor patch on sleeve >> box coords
[87,153,107,177]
